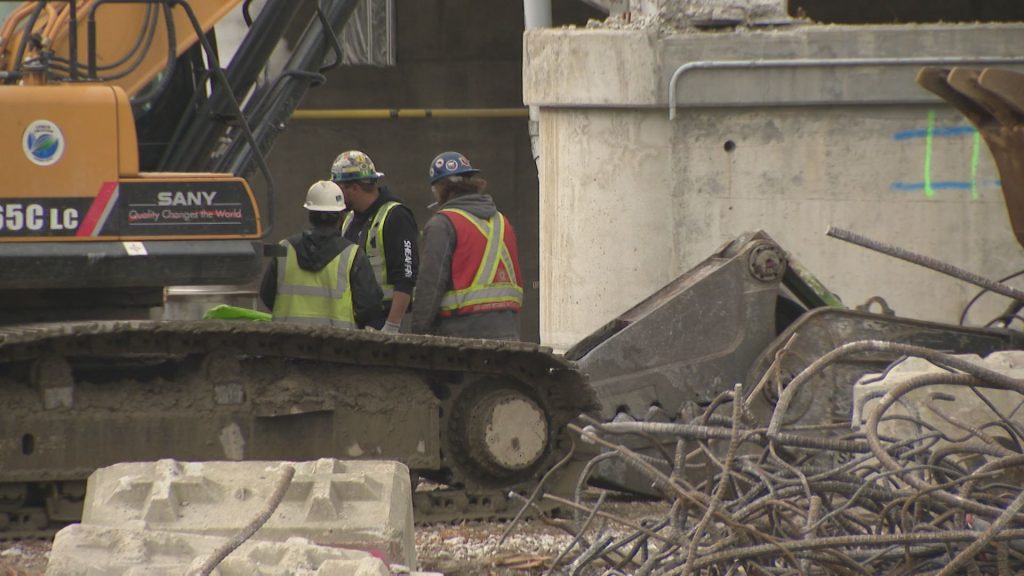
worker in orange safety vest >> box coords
[411,151,523,340]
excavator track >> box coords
[0,321,596,527]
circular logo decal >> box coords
[23,120,65,166]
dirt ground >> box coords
[0,500,666,575]
[0,540,50,576]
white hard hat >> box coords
[303,180,346,211]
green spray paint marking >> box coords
[924,110,935,198]
[971,130,981,200]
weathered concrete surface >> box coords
[81,459,416,568]
[46,526,393,576]
[525,23,1024,351]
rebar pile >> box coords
[512,341,1024,575]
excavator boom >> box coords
[1,1,241,96]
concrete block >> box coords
[81,458,415,568]
[853,351,1024,454]
[46,524,391,575]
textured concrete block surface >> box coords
[81,458,415,567]
[46,525,391,575]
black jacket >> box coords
[342,188,419,297]
[260,225,384,328]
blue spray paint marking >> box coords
[891,180,1002,192]
[891,117,991,196]
[892,126,977,141]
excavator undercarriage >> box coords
[0,321,596,529]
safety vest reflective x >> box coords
[272,240,358,328]
[342,201,399,301]
[438,208,523,317]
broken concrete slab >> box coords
[81,458,415,568]
[46,525,392,575]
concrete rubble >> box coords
[586,0,793,32]
[47,458,439,576]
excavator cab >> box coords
[0,0,352,322]
[2,82,263,313]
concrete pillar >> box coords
[524,23,1024,351]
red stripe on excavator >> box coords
[76,182,119,237]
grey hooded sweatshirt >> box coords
[411,193,520,340]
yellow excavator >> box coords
[0,0,598,531]
[4,0,1024,536]
[0,0,320,320]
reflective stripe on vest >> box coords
[342,201,399,301]
[272,240,358,328]
[438,208,523,317]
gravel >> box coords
[0,500,667,575]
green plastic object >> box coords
[202,304,272,322]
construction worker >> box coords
[331,150,419,333]
[411,151,523,340]
[259,180,383,328]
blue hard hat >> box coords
[429,151,479,184]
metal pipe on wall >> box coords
[523,0,552,28]
[523,0,551,169]
[293,108,528,120]
[668,55,1024,119]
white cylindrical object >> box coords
[523,0,552,29]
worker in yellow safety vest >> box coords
[259,180,383,328]
[411,151,523,340]
[331,150,419,333]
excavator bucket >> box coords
[918,67,1024,249]
[565,231,827,420]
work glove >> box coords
[380,320,401,334]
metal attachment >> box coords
[747,242,786,282]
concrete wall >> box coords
[260,0,602,342]
[526,23,1024,351]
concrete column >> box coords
[525,23,1024,351]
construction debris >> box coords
[585,0,795,32]
[502,344,1024,575]
[46,459,425,575]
